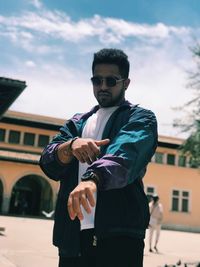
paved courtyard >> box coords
[0,215,200,267]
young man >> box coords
[39,48,158,267]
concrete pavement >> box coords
[0,215,200,267]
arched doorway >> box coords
[0,180,3,213]
[9,175,53,216]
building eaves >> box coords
[2,110,65,131]
[0,149,40,164]
[0,77,27,118]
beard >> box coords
[96,88,126,107]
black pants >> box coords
[59,229,144,267]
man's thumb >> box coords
[95,139,110,146]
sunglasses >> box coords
[91,76,125,87]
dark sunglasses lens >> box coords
[91,76,118,87]
[106,77,117,87]
[91,77,102,86]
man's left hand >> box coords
[67,181,97,221]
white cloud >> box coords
[0,11,195,46]
[98,18,190,39]
[29,0,43,9]
[25,60,36,67]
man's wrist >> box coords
[81,172,100,187]
[62,137,78,157]
[69,137,79,151]
[57,138,78,164]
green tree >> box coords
[174,43,200,168]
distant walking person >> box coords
[149,194,163,252]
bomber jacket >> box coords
[39,100,158,257]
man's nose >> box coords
[100,79,108,90]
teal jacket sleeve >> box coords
[86,107,158,190]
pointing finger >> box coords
[95,139,110,147]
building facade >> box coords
[0,110,200,232]
[0,111,62,216]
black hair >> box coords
[152,196,159,203]
[92,48,130,78]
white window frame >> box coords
[171,188,191,213]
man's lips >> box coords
[98,92,111,97]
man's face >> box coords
[92,64,130,107]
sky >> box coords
[1,0,200,138]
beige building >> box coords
[0,110,63,216]
[144,136,200,232]
[0,77,200,232]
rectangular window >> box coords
[38,135,49,147]
[171,190,189,212]
[0,128,6,142]
[167,154,175,165]
[8,130,20,144]
[182,199,189,212]
[145,186,155,202]
[178,155,186,167]
[155,152,164,164]
[23,132,35,146]
[182,191,189,212]
[172,197,179,211]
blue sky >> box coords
[1,0,200,137]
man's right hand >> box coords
[71,138,110,164]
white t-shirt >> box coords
[78,106,118,230]
[149,202,163,226]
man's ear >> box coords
[124,78,130,90]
